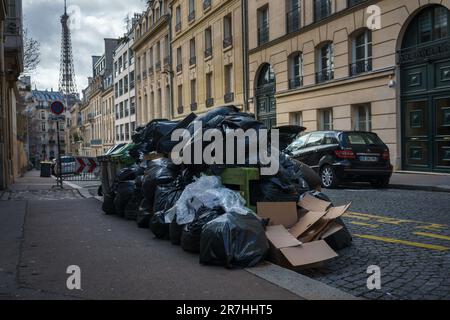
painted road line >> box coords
[353,234,450,251]
[414,232,450,242]
[349,221,379,228]
[346,212,449,230]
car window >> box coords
[323,133,339,145]
[344,132,384,146]
[286,134,309,153]
[305,133,325,148]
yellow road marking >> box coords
[353,234,450,251]
[416,224,449,231]
[414,232,450,242]
[350,221,379,228]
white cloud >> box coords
[23,0,146,93]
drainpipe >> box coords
[242,0,249,113]
[168,8,174,120]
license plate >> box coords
[359,156,379,162]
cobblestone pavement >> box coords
[301,186,450,300]
[1,189,83,201]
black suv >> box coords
[285,131,393,188]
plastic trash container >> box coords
[40,162,53,178]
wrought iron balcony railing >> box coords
[188,11,196,22]
[175,22,182,32]
[224,92,235,103]
[223,36,233,49]
[190,102,198,112]
[206,97,214,108]
[349,58,373,76]
[289,76,304,89]
[177,106,184,114]
[315,68,334,83]
[176,64,183,73]
[203,0,212,11]
[189,56,197,66]
[205,47,213,59]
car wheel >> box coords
[371,177,390,189]
[320,165,339,189]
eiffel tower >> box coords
[58,0,78,96]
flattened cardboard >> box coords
[325,203,352,220]
[266,225,302,249]
[319,222,344,240]
[289,211,328,239]
[257,202,298,228]
[298,193,332,212]
[280,241,338,267]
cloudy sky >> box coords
[23,0,146,94]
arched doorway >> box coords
[399,5,450,173]
[255,64,277,128]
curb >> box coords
[62,181,94,199]
[388,184,450,193]
[246,263,360,300]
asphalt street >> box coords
[302,186,450,300]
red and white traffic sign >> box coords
[75,157,99,174]
[50,100,65,115]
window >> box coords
[348,0,366,7]
[124,100,129,117]
[156,41,161,68]
[190,79,197,110]
[258,6,269,45]
[205,27,213,58]
[149,47,154,70]
[164,35,170,62]
[114,83,119,98]
[316,42,334,83]
[130,71,135,89]
[286,0,301,33]
[314,0,332,22]
[319,108,333,130]
[178,85,183,113]
[286,134,309,153]
[119,102,124,118]
[123,52,128,69]
[353,104,372,131]
[190,38,196,66]
[119,56,123,73]
[41,111,45,120]
[206,72,213,107]
[189,0,196,22]
[119,79,124,96]
[41,122,46,132]
[175,6,181,31]
[125,123,130,141]
[290,112,303,126]
[224,64,234,102]
[288,52,303,89]
[306,133,325,148]
[124,75,129,93]
[350,29,372,75]
[177,47,183,72]
[223,14,233,48]
[130,97,136,115]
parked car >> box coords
[285,131,393,188]
[53,156,77,176]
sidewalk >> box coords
[390,172,450,193]
[0,171,356,300]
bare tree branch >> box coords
[23,28,41,75]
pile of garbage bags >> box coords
[102,106,352,269]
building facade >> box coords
[133,0,172,126]
[0,0,24,189]
[114,30,137,143]
[247,0,450,173]
[170,0,247,119]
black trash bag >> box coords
[143,119,179,153]
[102,192,116,215]
[156,113,197,154]
[181,206,225,253]
[117,166,145,182]
[114,181,135,217]
[200,211,270,269]
[153,183,184,214]
[124,180,143,221]
[169,215,184,246]
[142,158,181,212]
[322,218,353,251]
[291,160,322,191]
[136,199,153,228]
[149,211,170,240]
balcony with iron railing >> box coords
[206,97,214,108]
[288,75,304,89]
[205,47,213,59]
[349,58,372,76]
[176,64,183,73]
[315,68,334,83]
[91,139,103,146]
[177,106,184,114]
[223,36,233,49]
[188,10,196,23]
[258,26,269,46]
[190,102,198,112]
[224,92,235,103]
[163,56,171,66]
[175,21,182,32]
[155,61,161,71]
[203,0,212,11]
[189,56,197,66]
[286,9,301,34]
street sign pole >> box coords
[56,120,63,188]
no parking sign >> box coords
[50,100,65,115]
